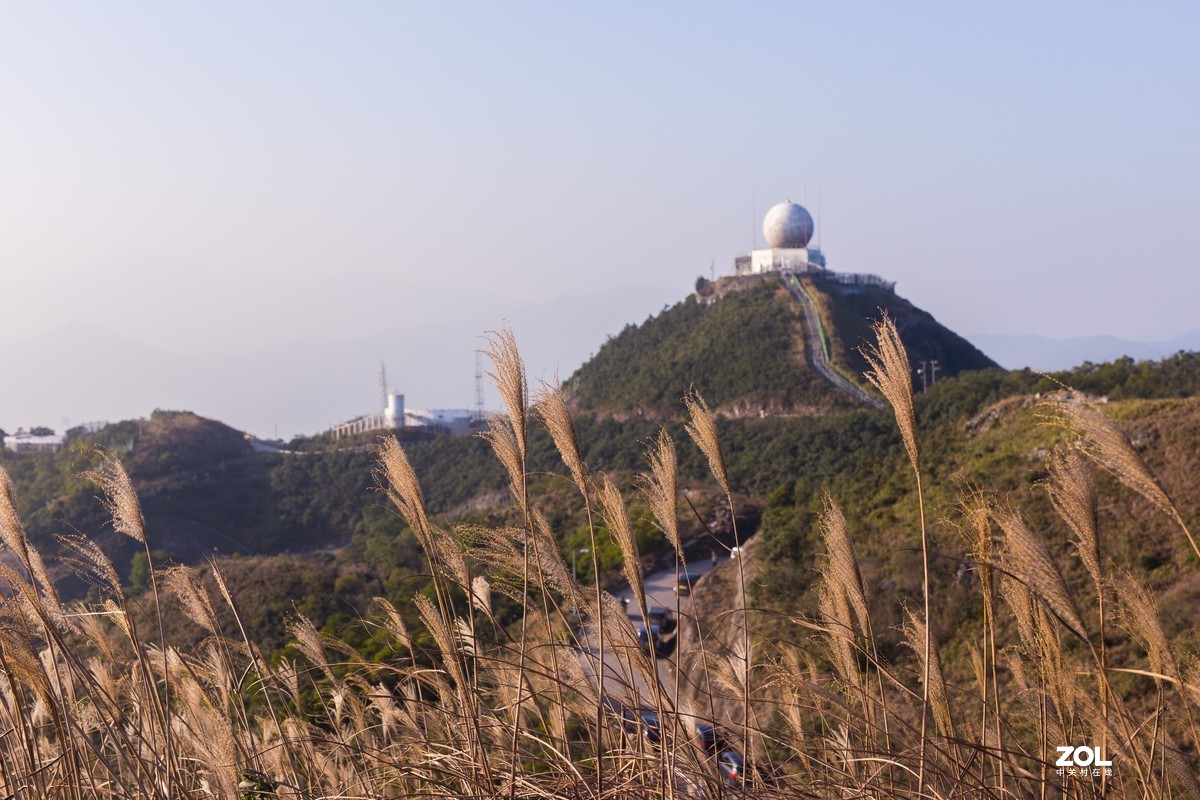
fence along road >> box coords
[780,269,884,409]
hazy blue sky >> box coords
[2,3,1198,435]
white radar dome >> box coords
[763,201,814,249]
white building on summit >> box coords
[735,200,827,276]
[733,199,893,292]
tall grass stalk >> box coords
[0,331,1191,797]
[684,388,753,782]
[861,312,931,793]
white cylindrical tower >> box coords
[385,392,405,428]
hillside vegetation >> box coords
[803,273,997,378]
[566,273,997,417]
[0,322,1198,798]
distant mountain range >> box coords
[970,329,1200,372]
[0,284,680,440]
[8,271,1196,441]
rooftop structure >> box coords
[329,383,479,440]
[735,200,827,276]
[732,198,893,292]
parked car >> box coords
[646,606,677,635]
[601,696,639,736]
[602,696,661,743]
[694,723,720,753]
[637,709,661,743]
[717,749,746,785]
[673,572,704,595]
[637,623,671,658]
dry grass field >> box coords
[0,320,1196,798]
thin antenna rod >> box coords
[474,350,485,424]
[379,362,388,409]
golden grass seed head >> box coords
[683,388,729,496]
[860,312,919,473]
[534,380,588,497]
[484,325,528,459]
[79,449,146,545]
[639,428,680,553]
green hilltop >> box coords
[2,277,1199,665]
[565,273,996,417]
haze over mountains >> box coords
[971,328,1200,372]
[0,283,678,439]
[7,266,1197,440]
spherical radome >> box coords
[763,201,814,248]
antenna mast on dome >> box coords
[752,188,757,251]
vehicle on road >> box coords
[601,696,638,734]
[637,623,672,658]
[646,606,677,635]
[717,749,746,785]
[602,696,662,744]
[694,723,723,753]
[673,572,704,595]
[638,709,661,743]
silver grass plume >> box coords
[471,575,492,617]
[861,312,918,473]
[998,575,1039,662]
[415,594,468,692]
[994,508,1086,639]
[376,436,433,547]
[1044,445,1101,589]
[817,580,859,692]
[372,597,411,650]
[639,428,680,552]
[818,494,869,635]
[161,566,220,636]
[529,507,583,607]
[684,388,729,496]
[597,476,644,612]
[535,380,588,497]
[1046,397,1198,561]
[484,325,528,460]
[1115,575,1178,685]
[102,597,133,640]
[55,533,123,604]
[208,561,237,614]
[480,415,525,505]
[0,466,60,609]
[80,449,146,544]
[903,608,955,740]
[286,614,334,683]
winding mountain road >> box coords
[780,270,884,409]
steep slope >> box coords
[564,278,854,417]
[565,272,998,417]
[802,273,998,382]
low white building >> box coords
[3,432,66,453]
[330,392,405,439]
[330,391,477,439]
[404,407,473,435]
